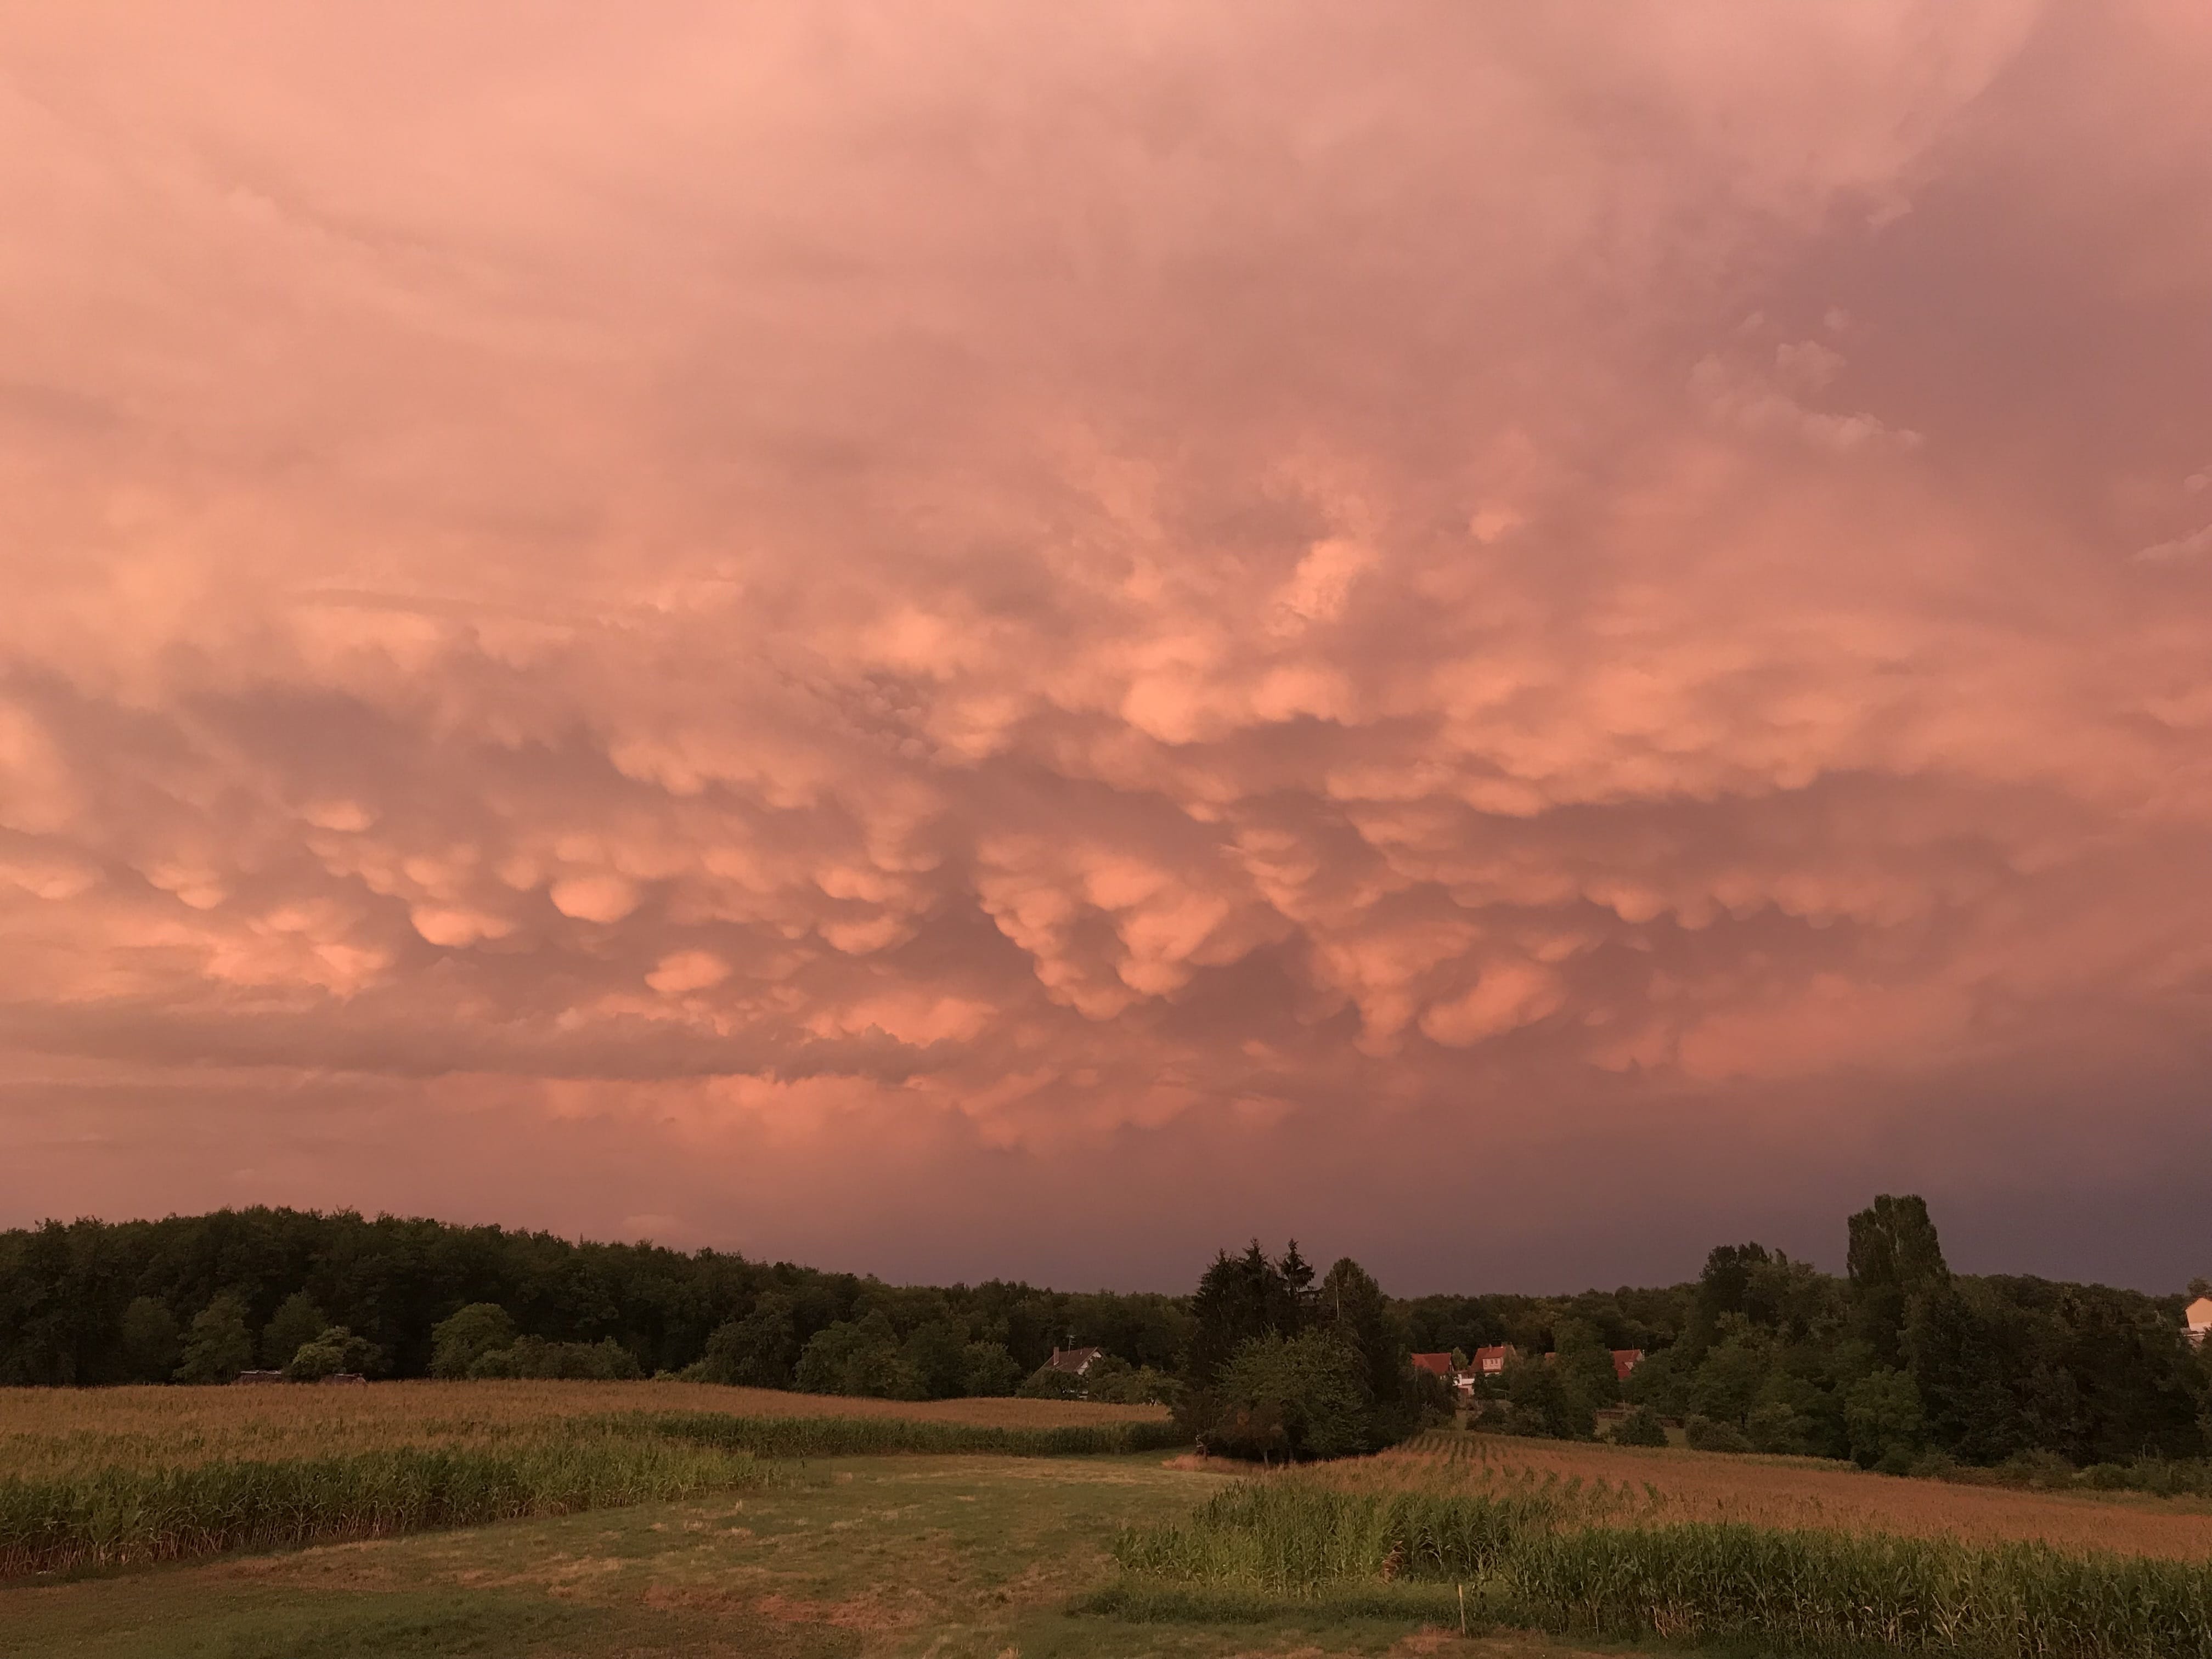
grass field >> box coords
[3,1450,1610,1659]
[12,1395,2212,1657]
[0,1383,1183,1579]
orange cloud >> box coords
[3,1,2211,1288]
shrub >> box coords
[1609,1406,1668,1447]
[429,1303,517,1379]
[285,1326,381,1382]
[469,1336,641,1381]
[1018,1353,1176,1406]
[1684,1415,1753,1453]
[1746,1400,1819,1455]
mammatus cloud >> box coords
[3,2,2210,1288]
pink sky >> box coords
[4,3,2210,1291]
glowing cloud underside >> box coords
[2,3,2210,1288]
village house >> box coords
[1611,1348,1645,1380]
[2186,1296,2211,1347]
[1043,1344,1104,1377]
[1470,1344,1518,1375]
[1410,1352,1455,1383]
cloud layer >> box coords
[4,2,2210,1289]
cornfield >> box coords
[0,1437,767,1577]
[1103,1438,2212,1658]
[0,1384,1189,1578]
[1308,1431,2212,1561]
[619,1409,1186,1460]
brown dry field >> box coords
[0,1380,1167,1482]
[1312,1431,2212,1561]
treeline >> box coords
[7,1198,2205,1476]
[1475,1197,2212,1474]
[0,1207,1190,1391]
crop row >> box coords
[2,1407,1189,1578]
[0,1437,765,1577]
[1106,1480,2212,1658]
[611,1408,1189,1460]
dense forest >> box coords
[0,1207,1190,1392]
[2,1197,2205,1474]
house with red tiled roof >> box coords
[2186,1297,2211,1348]
[1410,1352,1455,1381]
[1611,1348,1645,1381]
[1045,1345,1104,1377]
[1469,1344,1519,1376]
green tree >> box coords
[429,1302,517,1378]
[1185,1242,1298,1387]
[1847,1194,1949,1369]
[1315,1257,1408,1424]
[698,1293,798,1388]
[901,1318,971,1400]
[1551,1317,1622,1411]
[1681,1243,1773,1361]
[1691,1316,1774,1427]
[261,1291,328,1370]
[1845,1366,1926,1471]
[174,1294,253,1384]
[285,1325,379,1381]
[1622,1344,1692,1418]
[1204,1329,1373,1461]
[794,1313,917,1398]
[119,1296,180,1383]
[1504,1353,1594,1440]
[961,1340,1023,1396]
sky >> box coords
[3,2,2210,1295]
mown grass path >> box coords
[1,1454,1606,1659]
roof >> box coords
[1471,1344,1517,1365]
[1045,1345,1104,1374]
[2186,1296,2212,1327]
[1410,1352,1454,1378]
[1611,1348,1645,1379]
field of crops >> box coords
[1307,1432,2212,1561]
[0,1379,1167,1481]
[1096,1432,2212,1658]
[0,1381,1183,1579]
